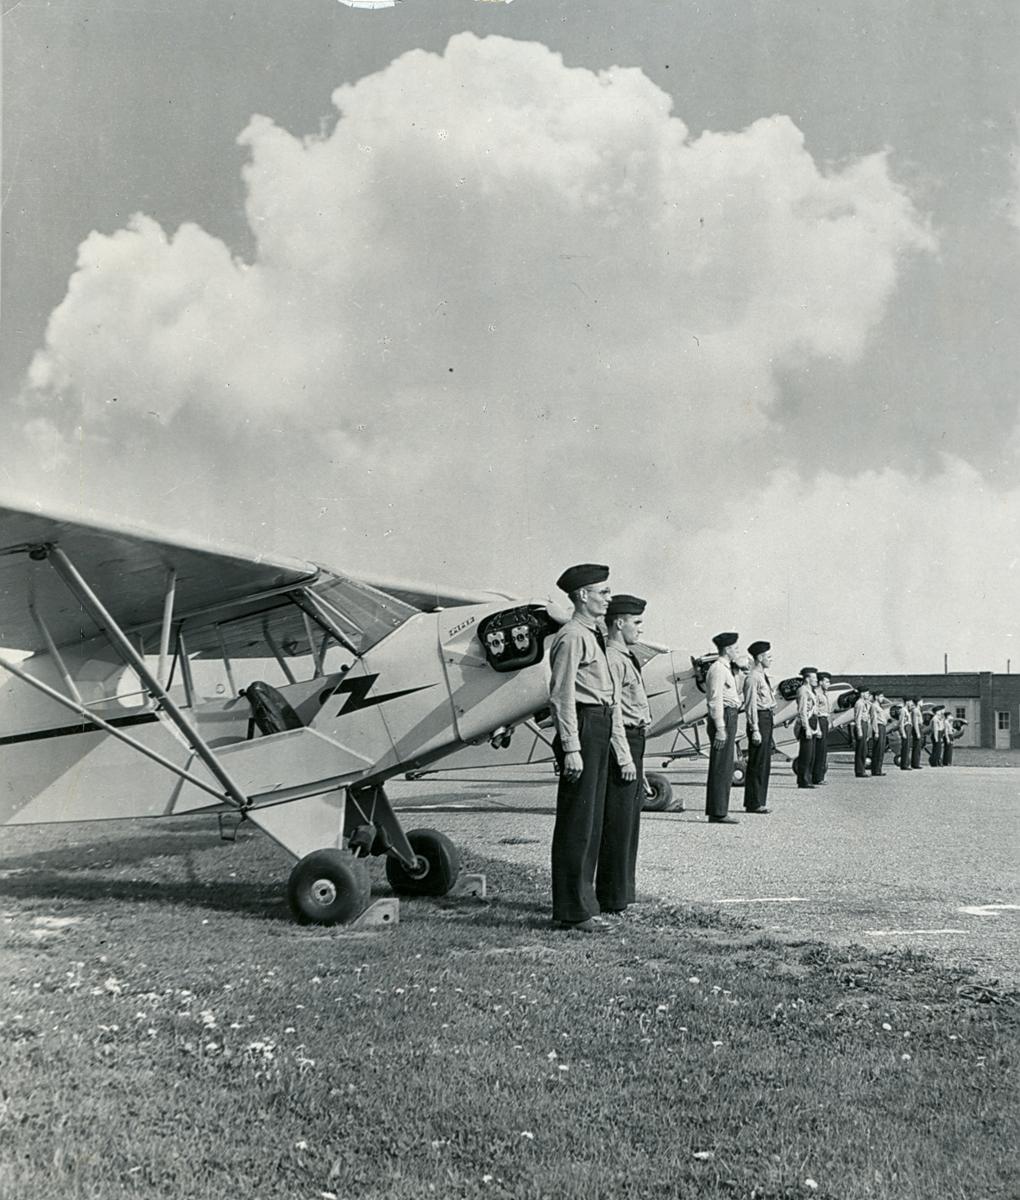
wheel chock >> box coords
[450,872,487,899]
[348,898,400,930]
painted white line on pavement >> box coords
[715,897,809,904]
[864,929,967,936]
[957,903,1020,918]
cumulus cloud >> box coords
[14,33,1000,671]
[603,457,1019,673]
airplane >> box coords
[0,502,573,926]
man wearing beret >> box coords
[870,691,889,775]
[910,697,924,769]
[811,671,833,785]
[853,688,873,778]
[705,632,742,823]
[929,706,945,767]
[547,564,636,931]
[898,701,913,771]
[943,713,956,766]
[601,594,652,910]
[795,668,822,788]
[743,640,775,814]
[868,696,892,777]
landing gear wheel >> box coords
[386,829,461,897]
[732,758,748,787]
[642,772,674,812]
[287,850,370,925]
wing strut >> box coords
[37,543,252,813]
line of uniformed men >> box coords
[543,565,963,932]
[851,692,959,776]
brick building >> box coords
[847,672,1020,750]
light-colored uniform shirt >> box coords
[743,666,776,735]
[815,686,831,718]
[706,656,741,728]
[910,705,923,735]
[944,717,956,742]
[548,616,632,767]
[798,682,820,736]
[871,699,888,728]
[607,643,652,728]
[853,696,871,737]
[930,712,945,739]
[897,706,910,736]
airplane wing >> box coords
[0,501,318,652]
[357,572,519,612]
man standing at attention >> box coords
[547,564,635,932]
[898,701,913,770]
[743,640,775,814]
[929,706,945,766]
[812,671,833,786]
[602,594,652,910]
[910,697,925,769]
[853,688,873,779]
[870,691,889,776]
[943,714,956,766]
[705,632,742,824]
[795,668,822,789]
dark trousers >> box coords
[854,728,869,777]
[871,727,887,775]
[899,730,912,769]
[705,708,737,818]
[929,737,943,767]
[551,705,611,924]
[598,727,645,909]
[811,717,830,783]
[745,710,773,810]
[910,730,923,769]
[796,730,817,787]
[944,739,954,766]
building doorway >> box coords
[994,710,1011,749]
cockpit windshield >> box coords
[305,572,419,654]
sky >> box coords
[2,0,1018,675]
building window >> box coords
[997,711,1011,731]
[956,707,966,721]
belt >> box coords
[577,702,612,711]
[624,722,647,731]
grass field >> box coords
[1,818,1017,1200]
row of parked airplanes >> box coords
[0,502,922,926]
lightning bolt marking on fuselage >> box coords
[326,674,436,718]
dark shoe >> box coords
[708,815,739,824]
[797,784,816,789]
[552,918,607,933]
[745,807,771,814]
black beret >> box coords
[817,671,832,681]
[747,640,770,658]
[606,594,646,619]
[712,631,738,649]
[556,563,609,594]
[800,666,818,677]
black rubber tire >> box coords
[642,771,673,812]
[287,849,370,925]
[732,758,748,788]
[386,828,461,897]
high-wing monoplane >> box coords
[0,503,566,925]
